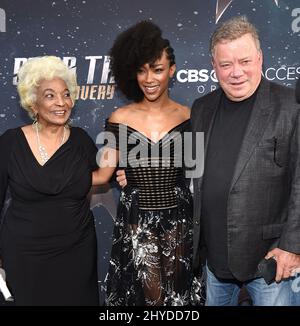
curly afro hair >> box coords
[109,20,175,102]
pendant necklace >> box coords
[35,123,66,164]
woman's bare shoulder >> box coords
[108,103,136,124]
[173,102,191,119]
[108,104,135,123]
[182,105,191,117]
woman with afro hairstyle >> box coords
[93,21,204,305]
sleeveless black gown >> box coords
[104,119,203,305]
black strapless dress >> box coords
[104,119,203,305]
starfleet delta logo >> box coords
[216,1,299,37]
[215,0,279,23]
[0,8,6,32]
[13,56,115,101]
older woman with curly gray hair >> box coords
[0,56,99,305]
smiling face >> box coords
[212,33,263,102]
[32,77,73,126]
[136,50,176,102]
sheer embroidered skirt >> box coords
[105,185,204,306]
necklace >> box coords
[35,123,66,164]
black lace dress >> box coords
[104,119,202,306]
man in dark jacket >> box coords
[192,15,300,306]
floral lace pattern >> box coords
[105,185,205,306]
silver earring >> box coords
[66,118,72,128]
[32,113,38,124]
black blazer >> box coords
[191,78,300,281]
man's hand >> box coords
[265,248,300,282]
[116,169,127,188]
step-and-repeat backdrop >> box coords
[0,0,299,299]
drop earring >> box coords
[32,112,38,124]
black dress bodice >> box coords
[105,119,190,209]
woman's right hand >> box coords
[116,169,127,188]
